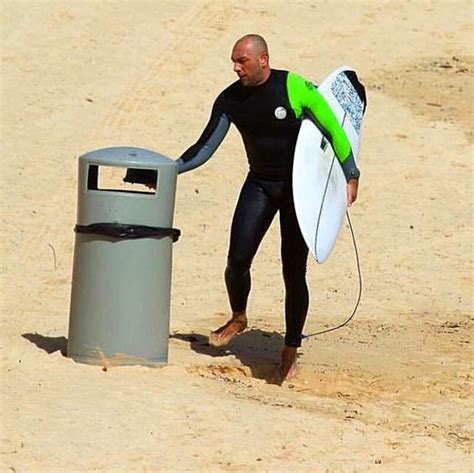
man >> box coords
[126,34,360,380]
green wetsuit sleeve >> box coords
[287,72,360,181]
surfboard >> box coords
[292,66,366,263]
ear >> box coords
[259,52,269,68]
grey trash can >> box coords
[67,146,179,367]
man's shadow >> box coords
[170,328,285,384]
[21,333,68,356]
[22,330,286,384]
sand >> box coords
[1,0,473,471]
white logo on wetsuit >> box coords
[274,106,287,120]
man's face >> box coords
[231,40,267,86]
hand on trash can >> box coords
[124,158,182,189]
[123,168,157,186]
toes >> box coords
[209,331,230,347]
[208,319,247,348]
[208,328,236,347]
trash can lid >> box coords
[79,147,176,168]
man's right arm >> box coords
[123,96,230,186]
[176,97,231,174]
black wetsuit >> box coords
[180,69,361,347]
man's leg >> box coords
[278,184,310,378]
[209,176,277,347]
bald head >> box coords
[234,34,268,55]
[231,34,271,86]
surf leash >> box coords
[301,209,362,340]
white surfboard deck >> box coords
[293,66,366,263]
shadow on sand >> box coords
[22,333,68,356]
[170,328,287,384]
[22,330,288,384]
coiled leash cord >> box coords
[301,210,362,340]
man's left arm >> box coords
[287,73,360,205]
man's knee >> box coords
[282,260,307,287]
[225,254,252,278]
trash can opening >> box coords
[87,165,158,194]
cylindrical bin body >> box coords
[68,146,178,367]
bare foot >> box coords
[278,346,298,381]
[208,312,248,347]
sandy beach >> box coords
[1,1,473,471]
